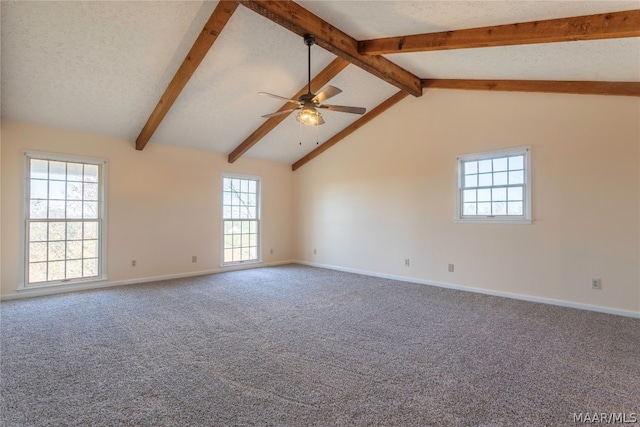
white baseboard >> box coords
[0,260,294,301]
[295,260,640,319]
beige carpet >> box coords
[1,264,638,426]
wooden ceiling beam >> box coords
[359,9,640,55]
[236,0,422,97]
[292,90,409,171]
[421,79,640,96]
[228,57,350,163]
[135,1,239,150]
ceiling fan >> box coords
[259,34,366,126]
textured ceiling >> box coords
[2,1,639,166]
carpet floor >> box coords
[1,264,638,426]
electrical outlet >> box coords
[448,263,454,273]
[270,248,274,255]
[192,256,197,263]
[313,249,317,255]
[405,259,410,267]
[591,279,601,290]
[131,260,136,267]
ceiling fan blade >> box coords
[258,92,300,104]
[317,104,366,115]
[261,108,299,119]
[312,85,342,104]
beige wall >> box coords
[1,120,295,297]
[294,89,640,315]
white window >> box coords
[23,151,107,287]
[456,147,531,224]
[222,175,261,265]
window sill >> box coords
[455,218,532,225]
[18,276,107,292]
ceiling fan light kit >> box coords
[259,34,366,129]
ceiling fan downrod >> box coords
[303,34,315,95]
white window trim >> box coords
[19,150,108,290]
[220,172,262,267]
[455,146,532,224]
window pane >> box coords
[232,235,241,247]
[30,179,48,199]
[232,221,241,234]
[49,161,66,180]
[464,161,477,175]
[83,201,98,218]
[83,258,98,277]
[48,242,66,261]
[509,156,524,170]
[232,248,241,261]
[249,234,257,247]
[84,183,98,201]
[29,242,47,262]
[66,201,83,219]
[508,202,523,215]
[31,160,48,179]
[463,203,476,215]
[30,200,48,219]
[49,222,66,241]
[250,221,257,234]
[29,222,48,242]
[508,187,523,201]
[66,260,83,279]
[83,240,98,259]
[464,175,478,188]
[29,262,48,283]
[67,163,84,182]
[224,235,233,249]
[84,222,98,240]
[242,234,250,247]
[478,159,492,173]
[477,189,491,202]
[478,173,492,187]
[492,202,507,215]
[477,202,491,215]
[67,182,83,200]
[248,180,256,193]
[492,188,506,201]
[49,180,66,200]
[493,157,508,172]
[48,201,65,218]
[223,192,231,206]
[68,222,83,240]
[509,170,524,185]
[48,261,66,281]
[223,206,232,219]
[493,172,508,186]
[249,248,257,260]
[67,240,83,260]
[84,165,99,183]
[224,249,233,263]
[463,189,476,203]
[241,180,249,193]
[224,221,233,234]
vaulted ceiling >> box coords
[2,1,639,170]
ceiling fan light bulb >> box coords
[296,108,323,126]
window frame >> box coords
[220,173,262,267]
[455,146,532,224]
[20,150,108,289]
